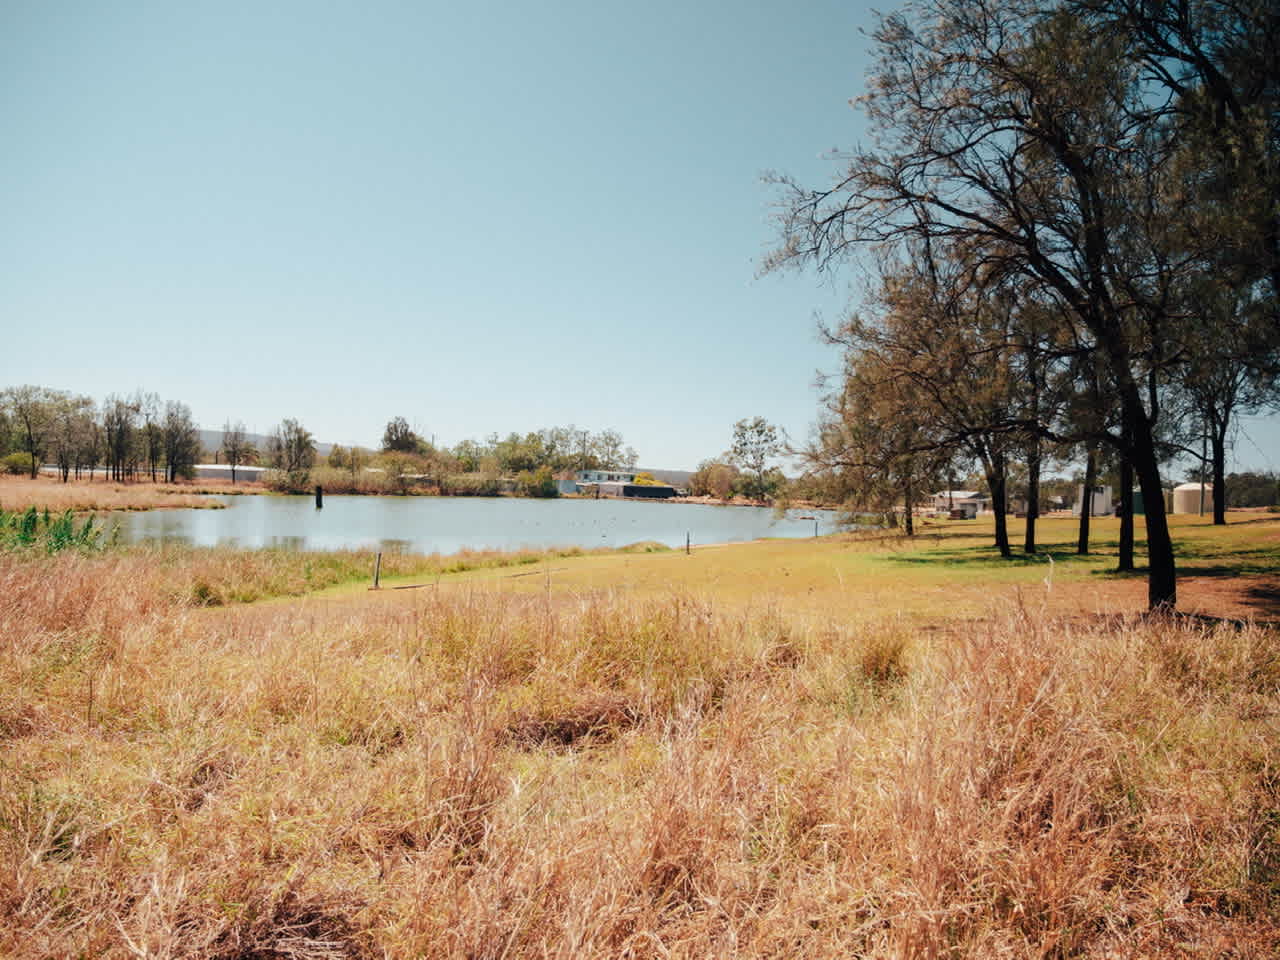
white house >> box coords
[932,490,988,519]
[557,469,637,495]
[577,469,635,484]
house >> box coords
[558,468,679,499]
[932,490,988,519]
[577,469,635,484]
[557,469,638,496]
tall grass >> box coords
[0,476,238,513]
[1,547,1277,956]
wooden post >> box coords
[315,485,323,509]
[814,517,819,538]
[373,552,382,590]
[686,532,690,555]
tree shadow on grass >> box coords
[887,542,1105,568]
[1243,582,1280,619]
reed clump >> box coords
[0,476,237,513]
[1,546,1278,957]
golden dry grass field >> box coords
[2,511,1279,957]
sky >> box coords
[3,1,1277,474]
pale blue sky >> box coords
[3,1,1276,473]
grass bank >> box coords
[2,516,1279,956]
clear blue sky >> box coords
[3,1,1276,474]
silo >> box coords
[1172,482,1212,514]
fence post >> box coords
[373,552,382,590]
[686,532,690,555]
[315,485,324,509]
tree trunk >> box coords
[26,427,38,478]
[1116,382,1176,610]
[903,476,915,536]
[1118,452,1134,572]
[1078,448,1095,556]
[1211,426,1227,525]
[1024,437,1040,555]
[987,453,1011,558]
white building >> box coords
[1074,484,1113,517]
[556,469,637,495]
[577,469,635,484]
[932,490,988,519]
[1172,482,1212,514]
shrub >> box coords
[262,468,312,493]
[2,452,35,476]
[515,466,559,498]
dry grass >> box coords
[0,476,258,513]
[2,542,1279,957]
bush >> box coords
[442,473,502,497]
[262,469,313,494]
[515,466,559,498]
[2,452,35,476]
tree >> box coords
[346,446,371,480]
[807,348,952,534]
[592,429,635,471]
[102,394,141,481]
[2,385,60,478]
[268,418,316,489]
[382,416,422,453]
[767,0,1210,609]
[140,393,163,482]
[817,253,1022,550]
[730,417,783,502]
[48,395,96,483]
[161,401,200,482]
[689,460,739,500]
[74,412,101,481]
[221,420,254,484]
[1071,0,1280,302]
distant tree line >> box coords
[323,419,641,499]
[0,387,646,500]
[0,386,201,483]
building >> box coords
[1172,482,1212,515]
[193,464,267,482]
[1074,484,1113,517]
[595,481,677,499]
[558,469,637,496]
[932,490,988,519]
[577,469,635,484]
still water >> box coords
[112,495,842,554]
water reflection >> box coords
[111,495,844,555]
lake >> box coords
[111,495,843,554]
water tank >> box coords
[1172,482,1211,514]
